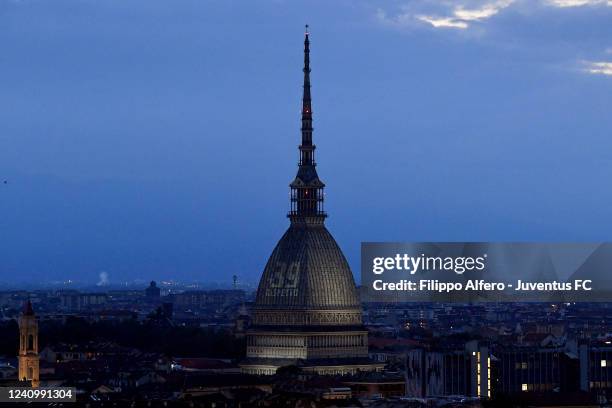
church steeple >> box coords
[289,26,326,224]
[18,300,40,387]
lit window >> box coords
[602,360,607,367]
[522,384,528,392]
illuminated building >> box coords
[405,341,491,398]
[18,300,40,387]
[240,27,383,375]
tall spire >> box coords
[300,25,313,166]
[289,26,326,224]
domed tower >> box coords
[240,27,383,376]
[18,300,40,387]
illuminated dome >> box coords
[254,223,360,310]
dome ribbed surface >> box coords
[255,223,359,309]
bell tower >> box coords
[18,300,40,387]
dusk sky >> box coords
[1,0,612,286]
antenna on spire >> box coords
[305,24,309,35]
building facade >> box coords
[240,28,383,376]
[405,340,491,399]
[58,291,108,311]
[579,342,612,402]
[496,346,579,395]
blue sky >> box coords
[1,0,611,286]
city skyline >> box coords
[2,0,612,284]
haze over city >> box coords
[2,0,612,285]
